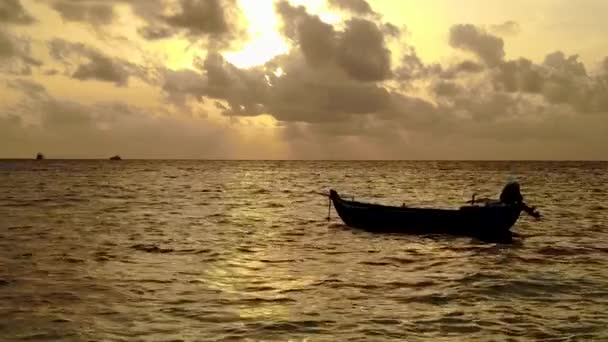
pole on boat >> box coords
[327,191,331,221]
[312,190,332,221]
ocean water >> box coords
[0,160,607,341]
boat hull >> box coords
[329,190,521,243]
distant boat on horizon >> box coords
[109,155,122,160]
[35,153,45,160]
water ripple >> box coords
[1,160,607,341]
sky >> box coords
[1,0,607,160]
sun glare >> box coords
[224,0,290,68]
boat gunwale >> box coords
[329,189,516,215]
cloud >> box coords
[395,50,442,82]
[137,25,174,40]
[489,21,521,36]
[3,1,608,160]
[48,39,150,86]
[543,51,587,76]
[265,52,393,122]
[276,1,392,81]
[41,0,247,46]
[152,6,608,160]
[492,57,543,93]
[6,78,48,100]
[162,44,399,124]
[488,51,608,113]
[0,79,274,159]
[164,0,231,35]
[439,60,485,79]
[0,29,42,75]
[327,0,376,16]
[51,1,115,25]
[275,1,336,67]
[0,0,35,25]
[162,52,268,115]
[136,0,248,47]
[336,18,392,81]
[449,24,505,67]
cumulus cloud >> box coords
[395,50,442,82]
[2,0,608,160]
[449,24,505,67]
[161,47,396,123]
[162,52,268,115]
[0,0,35,25]
[155,3,606,158]
[487,51,608,113]
[336,18,392,81]
[276,1,392,81]
[275,2,336,67]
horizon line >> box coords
[1,158,607,162]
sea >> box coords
[1,160,607,341]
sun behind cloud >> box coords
[223,0,289,68]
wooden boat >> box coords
[328,189,526,243]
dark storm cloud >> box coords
[489,21,521,36]
[48,39,149,86]
[51,1,115,25]
[0,0,35,25]
[327,0,376,16]
[449,24,505,67]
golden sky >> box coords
[1,0,607,159]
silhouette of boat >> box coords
[35,152,45,160]
[109,155,122,160]
[328,189,527,243]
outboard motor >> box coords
[500,181,523,205]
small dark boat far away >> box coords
[109,155,122,160]
[35,152,45,160]
[325,182,541,243]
